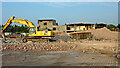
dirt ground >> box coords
[2,51,118,66]
[1,38,119,66]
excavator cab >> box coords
[29,27,36,34]
[28,27,55,37]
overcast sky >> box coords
[2,2,118,26]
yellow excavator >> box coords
[2,16,55,42]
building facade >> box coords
[52,25,67,33]
[38,19,57,30]
[38,20,107,33]
[38,19,67,33]
[66,23,96,33]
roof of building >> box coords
[67,23,94,26]
[67,22,107,26]
[38,19,56,21]
[38,18,56,21]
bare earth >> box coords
[1,38,119,66]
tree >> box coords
[2,24,30,33]
[117,24,120,29]
[107,24,117,31]
[99,23,104,24]
[21,25,24,28]
[2,25,4,27]
[56,23,58,25]
[25,25,27,27]
[15,24,17,27]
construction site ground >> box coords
[1,27,120,66]
[1,38,119,66]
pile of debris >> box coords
[2,40,72,52]
[88,27,118,40]
[53,34,71,42]
[1,38,118,54]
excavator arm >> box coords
[15,17,35,27]
[2,16,36,39]
[2,16,15,32]
[2,16,35,31]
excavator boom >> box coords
[2,16,35,32]
[15,17,35,27]
[2,16,15,31]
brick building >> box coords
[66,23,96,33]
[38,20,107,33]
[38,19,57,30]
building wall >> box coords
[53,25,66,33]
[70,26,86,31]
[70,26,74,30]
[79,26,86,30]
[66,24,96,33]
[70,32,91,39]
[38,20,56,30]
[38,20,66,33]
[38,20,105,33]
[69,25,95,31]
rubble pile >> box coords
[53,34,71,42]
[88,27,118,40]
[2,40,71,52]
[1,38,118,54]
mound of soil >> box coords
[88,27,118,40]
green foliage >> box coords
[107,24,116,28]
[56,23,58,25]
[110,28,115,31]
[2,25,29,33]
[117,24,120,29]
[99,23,104,24]
[107,24,117,31]
[0,25,1,30]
